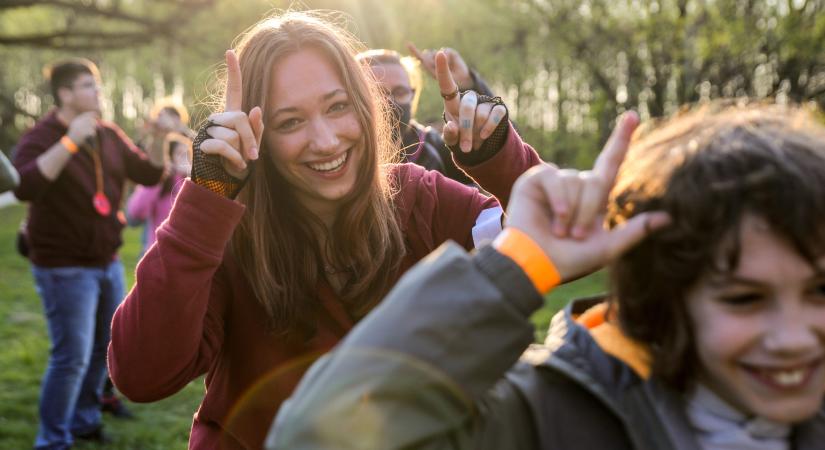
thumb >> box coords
[248,106,264,160]
[604,211,671,259]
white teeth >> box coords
[308,152,347,172]
[768,369,805,387]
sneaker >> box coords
[101,394,135,419]
[72,426,113,444]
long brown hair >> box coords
[607,101,825,388]
[224,11,406,336]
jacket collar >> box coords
[541,296,644,397]
[528,297,825,450]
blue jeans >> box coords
[32,260,125,450]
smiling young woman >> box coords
[107,10,543,450]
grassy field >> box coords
[0,204,203,450]
[0,202,604,449]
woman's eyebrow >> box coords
[269,106,298,121]
[268,89,347,121]
[322,88,346,101]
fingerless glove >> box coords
[445,94,510,166]
[191,120,250,199]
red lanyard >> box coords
[87,135,111,216]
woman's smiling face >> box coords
[264,47,363,216]
[687,214,825,423]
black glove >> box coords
[444,94,509,166]
[191,120,250,199]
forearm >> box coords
[145,133,167,168]
[122,128,166,184]
[270,243,542,449]
[35,139,75,181]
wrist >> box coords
[492,227,560,294]
[60,135,79,154]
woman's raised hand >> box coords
[199,50,265,179]
[504,112,672,282]
[436,51,507,154]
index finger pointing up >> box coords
[436,51,460,118]
[225,49,243,112]
[593,111,640,187]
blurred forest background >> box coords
[1,2,824,447]
[3,0,824,168]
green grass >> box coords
[0,203,605,449]
[531,271,607,343]
[0,204,203,450]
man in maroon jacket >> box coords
[13,58,165,450]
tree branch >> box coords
[0,0,215,50]
[0,31,155,49]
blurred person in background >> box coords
[0,147,20,193]
[127,133,192,254]
[135,98,195,151]
[357,44,496,185]
[127,99,194,257]
[12,57,165,450]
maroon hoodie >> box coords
[13,109,163,267]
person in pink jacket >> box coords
[108,11,558,449]
[126,133,191,253]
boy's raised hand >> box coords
[504,112,671,282]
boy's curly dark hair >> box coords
[607,101,825,389]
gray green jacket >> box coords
[266,242,825,450]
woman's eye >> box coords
[329,101,349,113]
[276,118,301,131]
[718,292,765,306]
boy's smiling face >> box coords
[687,214,825,423]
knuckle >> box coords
[208,139,226,152]
[512,174,530,193]
[526,164,550,179]
[578,170,596,181]
[200,139,218,152]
